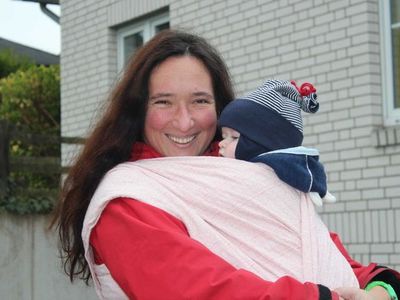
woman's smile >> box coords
[166,134,197,145]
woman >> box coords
[53,29,399,300]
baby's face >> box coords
[218,127,240,158]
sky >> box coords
[0,0,60,55]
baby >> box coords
[218,79,335,205]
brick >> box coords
[330,57,351,70]
[368,199,391,209]
[386,166,400,176]
[327,69,348,81]
[371,243,394,253]
[333,99,354,110]
[347,43,370,57]
[348,243,370,254]
[342,213,351,243]
[231,20,248,31]
[395,242,400,253]
[244,6,260,19]
[326,161,345,171]
[361,146,385,158]
[295,0,314,11]
[390,254,400,264]
[362,189,385,200]
[338,148,362,160]
[355,116,374,127]
[319,131,339,142]
[371,210,381,243]
[223,4,240,17]
[355,177,378,189]
[396,211,400,241]
[386,187,400,198]
[310,44,331,56]
[350,106,372,118]
[380,176,400,187]
[329,19,350,31]
[364,211,372,243]
[355,212,365,242]
[339,129,351,139]
[345,200,367,211]
[329,181,344,192]
[309,23,330,36]
[367,156,390,167]
[335,139,356,150]
[328,0,350,11]
[391,199,400,208]
[349,212,358,242]
[346,2,369,16]
[386,128,397,145]
[315,12,334,25]
[371,254,389,265]
[362,167,385,178]
[341,190,362,201]
[332,78,353,90]
[322,151,340,162]
[326,29,347,43]
[387,210,396,242]
[356,136,373,147]
[344,181,357,191]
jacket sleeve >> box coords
[91,198,337,300]
[329,232,400,295]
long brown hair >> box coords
[52,29,235,283]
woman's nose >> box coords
[173,105,194,132]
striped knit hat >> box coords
[218,79,319,160]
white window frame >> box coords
[117,12,169,71]
[380,0,400,126]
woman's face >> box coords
[144,56,217,157]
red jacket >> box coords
[90,142,399,300]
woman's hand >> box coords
[335,286,390,300]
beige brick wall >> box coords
[61,0,400,272]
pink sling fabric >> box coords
[82,156,359,299]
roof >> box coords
[0,37,59,65]
[18,0,59,4]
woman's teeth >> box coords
[167,135,196,144]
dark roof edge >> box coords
[0,37,59,65]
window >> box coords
[117,12,169,71]
[380,0,400,126]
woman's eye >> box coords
[153,99,169,105]
[194,98,210,104]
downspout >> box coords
[39,3,59,24]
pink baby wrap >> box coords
[83,156,359,299]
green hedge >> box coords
[0,50,60,214]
